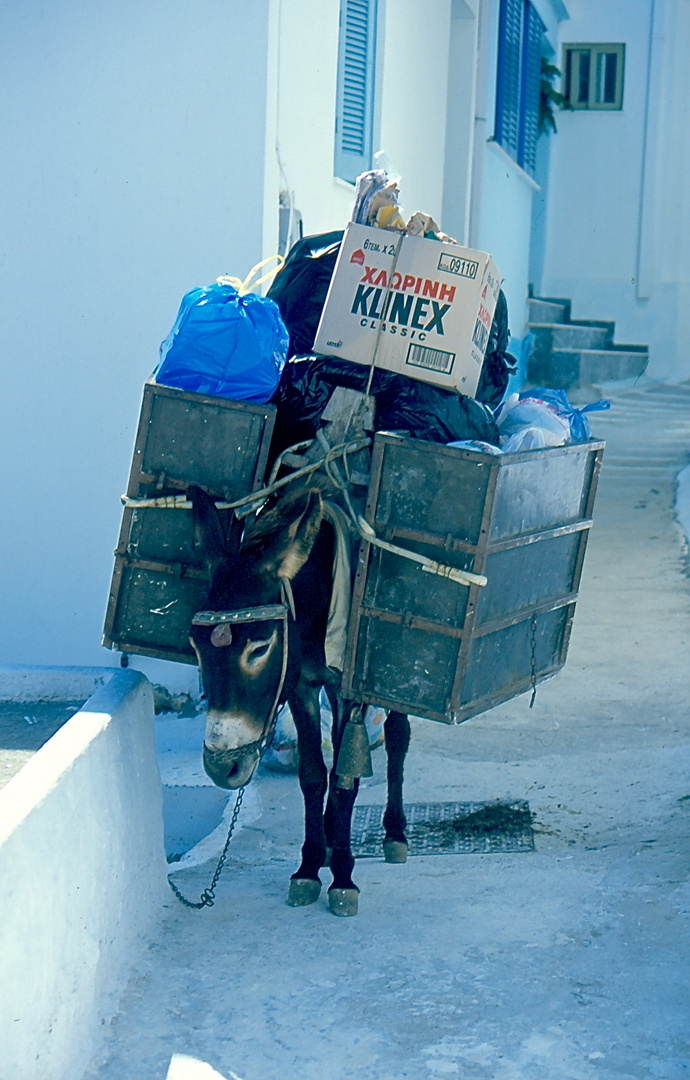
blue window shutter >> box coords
[518,2,545,172]
[494,0,523,161]
[495,0,544,177]
[335,0,378,184]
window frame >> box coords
[563,43,625,110]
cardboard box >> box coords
[313,223,502,397]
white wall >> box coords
[5,0,610,675]
[377,0,453,222]
[266,0,354,239]
[540,0,690,381]
[0,0,476,675]
[0,671,166,1080]
[541,0,650,311]
[478,142,538,338]
[442,0,480,246]
[0,0,271,670]
[655,0,690,379]
[470,0,565,342]
[271,0,458,240]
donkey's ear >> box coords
[280,488,324,580]
[189,485,227,576]
[245,488,323,581]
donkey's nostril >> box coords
[203,745,260,790]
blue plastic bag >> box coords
[156,259,288,403]
[519,388,610,443]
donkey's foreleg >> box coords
[286,683,329,907]
[382,711,411,864]
[327,782,360,916]
[324,701,362,916]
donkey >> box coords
[188,484,410,917]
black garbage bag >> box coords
[270,355,499,456]
[267,230,344,358]
[475,288,517,411]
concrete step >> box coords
[527,297,569,324]
[526,295,651,393]
[529,322,614,353]
[528,347,649,390]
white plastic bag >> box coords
[498,396,570,451]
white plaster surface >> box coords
[166,1056,237,1080]
[0,664,118,702]
[0,0,493,683]
[676,462,690,555]
[85,382,690,1080]
[542,0,690,383]
[0,0,271,672]
[0,670,168,1080]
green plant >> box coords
[539,56,572,134]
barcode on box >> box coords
[406,343,456,374]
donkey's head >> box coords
[189,486,323,789]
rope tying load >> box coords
[122,434,487,589]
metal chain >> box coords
[166,648,285,910]
[529,614,538,709]
[167,784,247,909]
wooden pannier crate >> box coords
[342,433,604,724]
[102,380,275,664]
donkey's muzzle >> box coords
[203,744,260,790]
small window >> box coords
[563,43,625,110]
[334,0,378,184]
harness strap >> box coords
[192,603,287,626]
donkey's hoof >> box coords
[383,839,408,864]
[287,878,321,906]
[328,888,359,917]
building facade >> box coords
[0,0,686,673]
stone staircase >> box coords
[527,296,649,392]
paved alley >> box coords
[87,381,690,1080]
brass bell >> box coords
[336,708,373,786]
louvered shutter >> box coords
[494,0,523,161]
[334,0,378,184]
[519,2,545,172]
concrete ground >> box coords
[86,381,690,1080]
[0,701,83,790]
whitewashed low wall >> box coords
[0,663,118,702]
[0,670,167,1080]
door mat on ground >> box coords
[351,801,535,857]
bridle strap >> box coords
[192,603,287,626]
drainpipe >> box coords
[468,0,493,248]
[636,0,665,300]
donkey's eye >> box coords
[239,630,278,676]
[248,638,272,660]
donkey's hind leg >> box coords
[382,711,410,864]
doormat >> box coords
[351,801,535,857]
